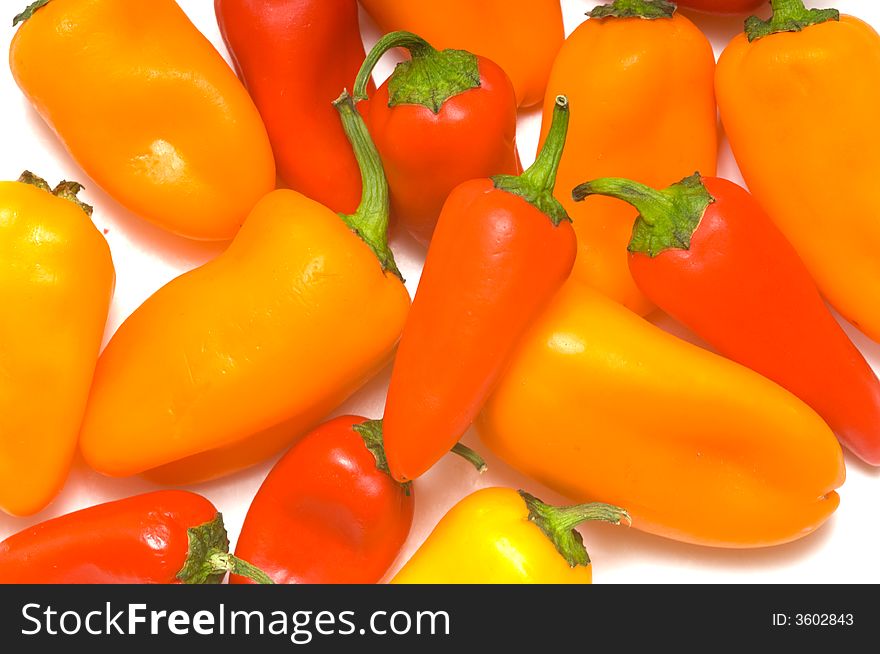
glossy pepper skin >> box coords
[353,32,520,246]
[215,0,370,214]
[10,0,275,241]
[540,0,717,315]
[678,0,766,12]
[79,93,410,484]
[0,491,271,584]
[382,97,576,482]
[575,174,880,465]
[392,488,629,584]
[358,0,563,107]
[717,1,880,341]
[477,281,846,548]
[232,416,485,584]
[0,174,114,517]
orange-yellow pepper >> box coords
[79,92,410,484]
[358,0,563,108]
[9,0,275,241]
[539,0,717,315]
[717,0,880,342]
[477,281,846,548]
[392,488,629,584]
[0,173,114,516]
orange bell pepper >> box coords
[357,0,563,108]
[9,0,275,241]
[539,0,717,315]
[79,92,410,484]
[477,281,845,548]
[0,173,114,517]
[716,0,880,342]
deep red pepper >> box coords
[382,97,576,482]
[573,174,880,465]
[677,0,766,13]
[215,0,371,213]
[353,31,521,246]
[232,415,485,584]
[0,490,271,584]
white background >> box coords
[1,0,878,583]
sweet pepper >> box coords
[392,488,629,584]
[215,0,370,214]
[353,31,520,246]
[478,281,845,548]
[0,173,114,517]
[79,92,410,484]
[10,0,275,240]
[539,0,717,315]
[716,0,880,342]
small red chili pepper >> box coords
[215,0,372,213]
[0,490,272,584]
[382,96,577,482]
[573,173,880,465]
[231,415,485,584]
[352,31,521,246]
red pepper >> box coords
[382,96,577,482]
[677,0,766,12]
[352,31,521,246]
[215,0,371,213]
[0,490,271,584]
[573,173,880,465]
[232,415,486,584]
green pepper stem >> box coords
[18,170,93,217]
[353,30,481,114]
[177,513,275,584]
[492,95,571,226]
[572,177,673,227]
[12,0,50,26]
[333,90,401,280]
[353,31,436,102]
[205,551,276,585]
[745,0,839,42]
[519,490,630,568]
[355,419,488,485]
[573,173,714,257]
[588,0,676,20]
[450,443,488,473]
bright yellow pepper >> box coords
[0,173,114,516]
[391,487,629,584]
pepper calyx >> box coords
[492,95,570,227]
[519,491,631,568]
[588,0,676,20]
[353,31,480,114]
[13,0,51,27]
[572,172,715,257]
[745,0,839,42]
[18,170,94,217]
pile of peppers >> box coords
[1,0,880,585]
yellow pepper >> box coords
[391,487,629,584]
[0,173,114,516]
